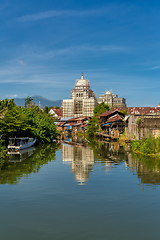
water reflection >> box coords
[62,143,95,184]
[0,139,160,186]
[61,140,125,184]
[8,147,36,162]
[0,143,59,184]
[126,152,160,185]
[87,140,126,171]
[61,139,160,186]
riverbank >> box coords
[131,136,160,157]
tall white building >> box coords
[98,90,126,108]
[62,75,98,118]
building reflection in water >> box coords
[62,144,94,185]
[94,141,125,173]
[126,152,160,185]
[61,141,124,184]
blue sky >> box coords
[0,0,160,106]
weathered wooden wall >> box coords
[125,114,160,140]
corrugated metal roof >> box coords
[60,117,73,121]
[111,107,160,115]
[107,114,122,122]
[98,110,118,118]
[81,124,87,127]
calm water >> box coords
[0,140,160,240]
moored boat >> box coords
[8,137,36,151]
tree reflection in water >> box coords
[126,152,160,185]
[0,143,59,185]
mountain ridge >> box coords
[14,95,62,108]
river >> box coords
[0,140,160,240]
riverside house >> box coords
[97,110,125,139]
[56,116,90,134]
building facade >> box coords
[125,112,160,140]
[62,75,98,118]
[98,90,126,108]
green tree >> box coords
[24,106,58,143]
[0,103,59,146]
[120,109,128,115]
[25,96,33,108]
[86,103,110,137]
[94,102,110,116]
[0,106,33,145]
[32,113,58,143]
[86,116,99,137]
[43,106,49,114]
[0,98,15,111]
[48,106,54,111]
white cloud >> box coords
[16,4,139,23]
[151,66,160,70]
[6,94,18,98]
[21,44,129,61]
[16,59,24,65]
[17,9,104,22]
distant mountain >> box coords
[14,95,62,108]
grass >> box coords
[132,136,160,155]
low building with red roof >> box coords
[49,108,63,120]
[111,107,160,115]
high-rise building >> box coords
[62,75,98,118]
[98,90,126,108]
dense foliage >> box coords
[0,99,59,146]
[94,102,110,116]
[0,139,7,167]
[86,102,110,137]
[43,106,49,114]
[86,116,99,137]
[25,107,58,143]
[132,136,160,155]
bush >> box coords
[132,136,160,155]
[132,140,141,151]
